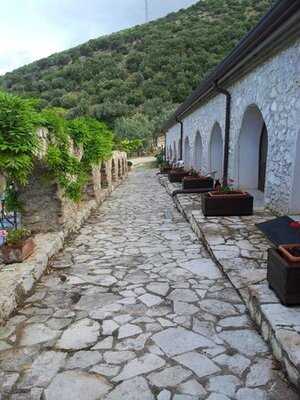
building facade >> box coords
[164,0,300,215]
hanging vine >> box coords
[0,91,115,203]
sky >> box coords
[0,0,198,75]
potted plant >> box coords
[182,169,214,190]
[160,161,172,174]
[168,166,189,183]
[268,246,300,305]
[1,228,35,264]
[201,180,253,216]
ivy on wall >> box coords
[0,91,115,203]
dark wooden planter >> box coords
[1,238,35,264]
[268,247,300,305]
[160,166,172,174]
[201,191,253,216]
[168,170,188,183]
[182,176,214,190]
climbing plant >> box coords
[0,92,115,203]
[0,91,40,185]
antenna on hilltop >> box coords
[145,0,149,22]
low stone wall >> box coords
[160,175,300,390]
[18,151,127,235]
[0,151,128,323]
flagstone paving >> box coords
[0,167,298,399]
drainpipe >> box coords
[214,81,231,185]
[176,117,184,160]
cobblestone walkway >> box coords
[0,167,298,400]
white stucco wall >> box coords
[165,38,300,214]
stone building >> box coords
[163,0,300,215]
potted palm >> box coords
[1,228,35,264]
[201,180,253,216]
[182,169,214,190]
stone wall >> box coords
[18,147,127,235]
[166,38,300,214]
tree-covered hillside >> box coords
[0,0,274,146]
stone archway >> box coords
[290,132,300,214]
[193,131,203,172]
[184,137,191,169]
[238,105,268,193]
[209,123,224,180]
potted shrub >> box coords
[160,161,172,174]
[201,180,253,216]
[268,246,300,305]
[182,169,214,190]
[1,228,35,264]
[168,167,189,183]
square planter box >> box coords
[268,247,300,305]
[182,176,214,190]
[160,166,172,174]
[168,170,188,183]
[201,191,254,216]
[1,238,35,264]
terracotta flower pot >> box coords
[278,244,300,263]
[1,238,35,264]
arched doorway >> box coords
[238,105,268,193]
[173,141,177,162]
[178,139,182,161]
[193,131,203,172]
[290,132,300,214]
[169,146,173,162]
[210,123,224,180]
[184,137,191,169]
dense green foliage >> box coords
[0,91,114,202]
[0,91,40,185]
[0,0,274,145]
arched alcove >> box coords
[209,123,224,180]
[169,145,173,162]
[101,161,108,188]
[178,139,182,161]
[238,105,268,193]
[184,137,191,169]
[290,133,300,214]
[118,159,122,179]
[173,141,177,162]
[111,159,117,182]
[193,131,203,172]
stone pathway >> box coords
[0,166,298,399]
